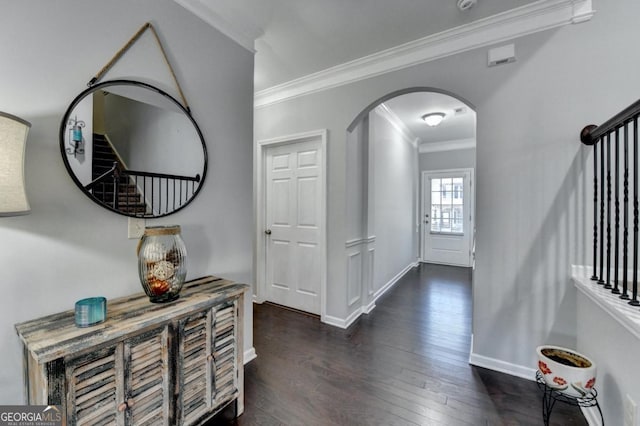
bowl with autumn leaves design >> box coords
[536,345,596,397]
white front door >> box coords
[263,137,324,315]
[422,169,473,267]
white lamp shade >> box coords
[0,112,31,216]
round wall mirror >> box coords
[59,80,207,218]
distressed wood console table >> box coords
[16,276,248,425]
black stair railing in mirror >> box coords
[85,162,201,217]
[581,99,640,306]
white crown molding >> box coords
[375,104,420,147]
[571,0,595,24]
[174,0,261,52]
[419,138,476,153]
[255,0,594,108]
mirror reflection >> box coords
[60,80,207,218]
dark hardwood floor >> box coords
[211,263,587,425]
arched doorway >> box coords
[344,87,477,320]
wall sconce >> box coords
[0,111,31,216]
[66,116,85,157]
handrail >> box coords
[580,98,640,145]
[85,162,118,191]
[85,165,200,191]
[124,170,201,182]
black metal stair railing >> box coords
[581,99,640,306]
[85,161,201,217]
[124,169,201,216]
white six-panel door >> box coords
[264,138,324,314]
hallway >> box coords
[214,264,586,425]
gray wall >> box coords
[419,147,476,172]
[370,108,418,291]
[104,93,202,177]
[342,108,418,323]
[0,1,254,403]
[254,0,639,407]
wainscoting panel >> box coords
[367,247,375,297]
[347,251,362,307]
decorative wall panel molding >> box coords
[345,236,376,248]
[347,251,363,307]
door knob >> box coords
[265,229,272,235]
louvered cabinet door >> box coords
[17,279,247,426]
[178,310,212,425]
[123,326,172,426]
[212,301,238,408]
[66,346,122,426]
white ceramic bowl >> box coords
[536,345,597,397]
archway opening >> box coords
[344,87,477,320]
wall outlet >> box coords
[128,217,145,239]
[625,394,638,426]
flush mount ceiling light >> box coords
[421,112,446,127]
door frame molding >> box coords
[255,129,328,321]
[420,167,475,266]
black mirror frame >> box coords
[59,79,208,218]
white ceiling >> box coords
[383,92,476,148]
[179,0,546,150]
[193,0,537,92]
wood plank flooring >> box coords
[211,264,587,425]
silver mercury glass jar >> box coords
[137,225,187,303]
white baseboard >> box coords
[244,347,257,364]
[322,314,349,329]
[322,308,363,329]
[252,295,264,304]
[372,261,418,301]
[323,261,418,328]
[468,351,536,381]
[363,301,376,314]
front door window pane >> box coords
[430,176,464,235]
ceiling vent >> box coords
[457,0,477,11]
[488,44,516,67]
